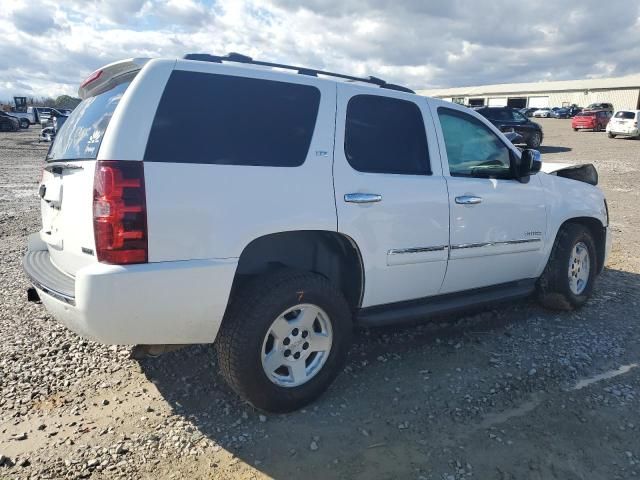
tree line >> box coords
[0,95,82,111]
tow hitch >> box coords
[27,287,41,303]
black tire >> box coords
[537,223,598,310]
[527,131,542,149]
[608,133,615,138]
[19,118,29,129]
[573,128,578,131]
[215,269,353,413]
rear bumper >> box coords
[606,128,639,136]
[23,236,238,345]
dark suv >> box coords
[0,111,20,131]
[585,103,613,113]
[475,107,543,148]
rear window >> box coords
[576,112,595,117]
[144,71,321,167]
[615,111,636,119]
[47,80,130,161]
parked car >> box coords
[606,110,640,139]
[475,106,543,148]
[0,111,20,131]
[24,53,611,412]
[6,110,31,129]
[533,108,552,118]
[585,103,613,113]
[551,108,570,119]
[40,108,68,128]
[567,106,582,117]
[572,110,611,132]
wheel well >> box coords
[232,231,364,310]
[561,217,606,273]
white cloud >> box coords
[1,0,640,102]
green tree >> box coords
[54,95,81,109]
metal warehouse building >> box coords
[419,74,640,111]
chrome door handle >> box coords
[344,193,382,204]
[455,195,482,205]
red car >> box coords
[572,110,611,132]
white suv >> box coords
[24,53,611,412]
[607,110,640,138]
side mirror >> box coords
[516,149,542,180]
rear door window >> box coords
[144,71,321,167]
[47,80,131,161]
[344,94,430,175]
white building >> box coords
[418,74,640,111]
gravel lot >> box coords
[1,119,639,480]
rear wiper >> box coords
[44,163,84,174]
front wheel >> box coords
[527,131,542,148]
[608,133,616,138]
[215,269,353,413]
[537,223,598,310]
[19,118,29,129]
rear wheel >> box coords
[215,269,353,412]
[573,128,578,131]
[608,132,616,138]
[537,223,598,310]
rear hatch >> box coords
[610,111,637,131]
[573,113,595,127]
[41,61,144,276]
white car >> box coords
[606,110,640,138]
[533,108,552,118]
[23,54,611,412]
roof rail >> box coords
[182,52,415,94]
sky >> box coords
[1,0,640,101]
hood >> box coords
[541,162,598,186]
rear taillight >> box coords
[93,160,147,264]
[81,69,103,88]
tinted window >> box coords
[145,71,320,167]
[512,111,527,122]
[615,111,635,119]
[344,95,429,175]
[481,109,511,121]
[47,80,130,161]
[438,108,511,178]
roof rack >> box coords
[183,52,415,94]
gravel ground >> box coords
[1,119,639,480]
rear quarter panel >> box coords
[140,62,339,261]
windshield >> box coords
[614,111,636,119]
[47,80,131,161]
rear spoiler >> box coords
[78,58,150,99]
[541,162,598,186]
